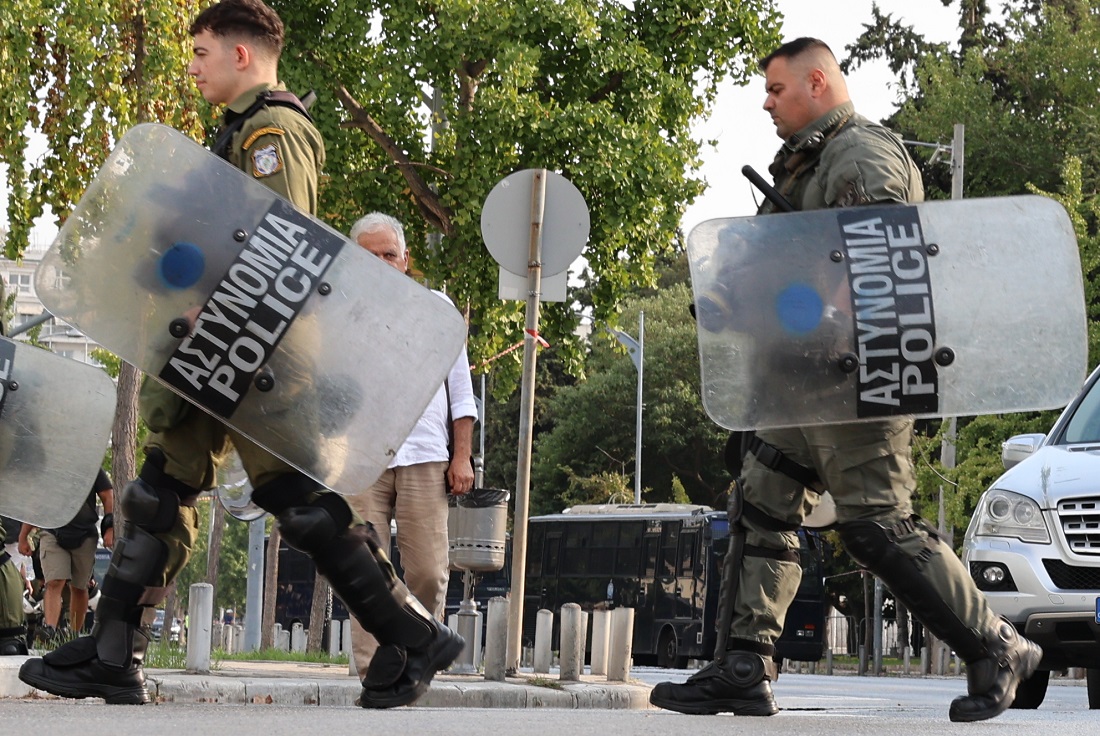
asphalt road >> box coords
[1,669,1093,736]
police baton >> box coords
[742,165,794,213]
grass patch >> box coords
[525,676,564,690]
[212,646,349,665]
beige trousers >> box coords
[347,461,450,680]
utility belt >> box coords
[0,549,9,566]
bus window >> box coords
[590,522,617,576]
[615,522,643,576]
[659,523,680,577]
[545,532,562,575]
[563,523,590,575]
[527,525,545,577]
[642,534,658,579]
[679,531,699,577]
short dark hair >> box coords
[189,0,284,57]
[760,37,835,72]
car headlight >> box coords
[974,489,1051,544]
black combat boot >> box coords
[0,625,28,656]
[19,476,179,705]
[649,645,779,716]
[19,625,151,704]
[949,618,1042,722]
[275,501,463,709]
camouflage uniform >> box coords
[137,82,328,590]
[735,101,997,648]
[0,521,29,655]
[652,102,1039,722]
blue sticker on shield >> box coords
[775,283,823,335]
[158,242,205,289]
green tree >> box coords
[274,0,782,388]
[531,279,729,514]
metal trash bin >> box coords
[448,488,510,572]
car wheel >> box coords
[1087,668,1100,710]
[656,628,679,669]
[1010,668,1049,709]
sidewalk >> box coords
[0,656,654,709]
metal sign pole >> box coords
[505,169,547,672]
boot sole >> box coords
[649,692,779,716]
[358,632,465,709]
[19,667,149,705]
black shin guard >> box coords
[839,517,987,661]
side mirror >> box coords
[1002,433,1046,470]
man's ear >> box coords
[234,43,251,70]
[808,68,828,98]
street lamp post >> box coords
[609,311,644,504]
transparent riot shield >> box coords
[0,338,115,527]
[34,124,467,495]
[689,196,1086,430]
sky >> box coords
[680,0,975,234]
[3,1,990,252]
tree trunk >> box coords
[110,363,141,527]
[261,524,280,650]
[206,501,226,598]
[307,573,331,652]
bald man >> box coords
[649,38,1040,723]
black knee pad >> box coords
[119,478,180,535]
[278,493,354,555]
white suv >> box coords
[964,365,1100,710]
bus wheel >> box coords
[657,628,686,669]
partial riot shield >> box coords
[0,338,115,527]
[34,124,467,495]
[689,196,1086,430]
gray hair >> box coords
[349,212,406,253]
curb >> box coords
[1,657,654,709]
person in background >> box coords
[346,212,476,682]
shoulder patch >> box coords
[252,144,283,178]
[242,126,285,150]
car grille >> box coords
[1057,497,1100,554]
[1043,559,1100,590]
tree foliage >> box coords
[530,272,729,513]
[273,0,782,388]
[1,0,206,258]
[846,0,1100,535]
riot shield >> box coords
[34,124,467,495]
[0,338,115,527]
[689,196,1086,430]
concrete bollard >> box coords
[482,596,509,682]
[342,619,354,655]
[606,607,634,682]
[559,603,584,681]
[825,648,833,675]
[234,624,244,653]
[186,583,213,673]
[277,628,291,651]
[291,622,305,652]
[328,619,342,657]
[452,599,482,674]
[533,609,554,674]
[590,609,611,676]
[903,646,911,675]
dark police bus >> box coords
[523,503,826,667]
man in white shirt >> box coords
[347,212,477,679]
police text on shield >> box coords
[839,207,939,417]
[159,200,342,418]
